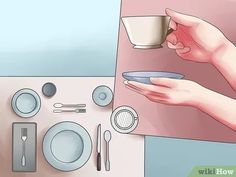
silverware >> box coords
[104,130,111,171]
[13,123,37,172]
[96,124,101,171]
[53,103,86,108]
[21,128,27,167]
[53,109,86,113]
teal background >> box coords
[1,1,236,177]
[0,0,119,76]
[145,137,236,177]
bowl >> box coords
[122,71,184,84]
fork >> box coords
[53,109,86,113]
[21,128,27,167]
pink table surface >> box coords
[114,0,236,142]
[0,77,144,177]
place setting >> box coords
[8,80,142,175]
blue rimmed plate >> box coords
[11,88,41,118]
[122,71,184,84]
[43,121,92,172]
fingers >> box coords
[125,84,170,104]
[166,33,191,55]
[123,80,180,105]
[125,85,146,95]
[167,41,184,49]
[167,40,191,54]
[176,46,191,54]
[150,78,179,88]
[146,96,169,104]
[166,33,186,50]
[169,19,177,30]
[166,33,178,45]
[124,81,146,93]
[125,81,169,95]
[165,8,199,26]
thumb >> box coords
[165,8,199,26]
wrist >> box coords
[210,40,236,66]
[190,84,209,108]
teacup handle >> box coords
[167,28,174,36]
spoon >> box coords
[53,103,86,108]
[104,130,112,171]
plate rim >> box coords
[11,88,41,118]
[42,121,92,172]
[122,71,184,79]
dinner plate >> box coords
[122,71,184,84]
[43,121,92,171]
[11,88,41,118]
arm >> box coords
[196,85,236,131]
[124,9,236,130]
[125,78,236,131]
[211,42,236,90]
[165,9,236,91]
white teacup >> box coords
[122,16,173,49]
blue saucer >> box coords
[122,71,184,84]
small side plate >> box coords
[12,88,41,118]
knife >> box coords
[96,124,101,171]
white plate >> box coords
[11,88,41,118]
[43,121,92,171]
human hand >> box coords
[124,78,236,131]
[165,8,231,63]
[124,78,205,106]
